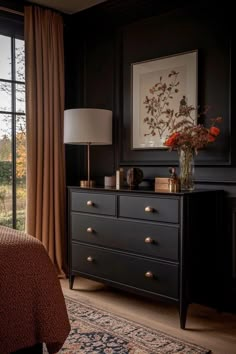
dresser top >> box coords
[68,185,222,196]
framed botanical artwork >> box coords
[131,50,198,149]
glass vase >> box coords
[178,147,195,191]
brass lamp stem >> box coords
[80,142,95,187]
[87,142,91,186]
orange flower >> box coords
[164,132,179,146]
[209,126,220,136]
[208,134,215,142]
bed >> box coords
[0,225,70,354]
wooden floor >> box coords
[61,277,236,354]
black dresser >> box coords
[67,187,223,329]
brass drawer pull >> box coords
[145,271,153,278]
[87,256,93,262]
[145,237,153,244]
[145,206,153,213]
[87,200,94,206]
[87,227,94,233]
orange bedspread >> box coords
[0,226,70,354]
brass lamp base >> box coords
[80,180,95,188]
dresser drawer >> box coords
[119,195,179,223]
[72,244,178,299]
[71,213,179,261]
[71,191,116,216]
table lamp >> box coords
[64,108,112,187]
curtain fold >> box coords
[24,6,66,276]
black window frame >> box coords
[0,9,24,229]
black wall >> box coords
[66,0,236,311]
[0,0,24,36]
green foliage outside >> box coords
[0,209,25,230]
[0,183,26,231]
[0,161,12,184]
[0,140,26,231]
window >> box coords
[0,33,26,230]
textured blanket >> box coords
[0,226,70,354]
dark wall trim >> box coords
[233,208,236,278]
[120,6,233,166]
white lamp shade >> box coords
[64,108,112,145]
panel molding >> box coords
[233,208,236,279]
[120,5,233,166]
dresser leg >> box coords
[69,275,75,289]
[179,302,188,329]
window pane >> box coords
[15,39,25,82]
[16,84,25,113]
[0,81,12,111]
[0,35,26,230]
[16,115,26,231]
[0,113,11,139]
[0,114,13,227]
[0,35,11,80]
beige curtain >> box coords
[24,6,66,276]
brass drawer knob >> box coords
[145,237,153,244]
[87,200,94,206]
[87,256,93,262]
[145,271,153,278]
[87,227,93,233]
[145,206,153,213]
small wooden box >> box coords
[104,175,116,187]
[155,177,169,191]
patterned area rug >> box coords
[51,296,211,353]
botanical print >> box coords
[142,67,195,140]
[132,51,197,149]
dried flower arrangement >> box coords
[164,114,222,152]
[164,108,222,190]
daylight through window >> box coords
[0,34,26,230]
